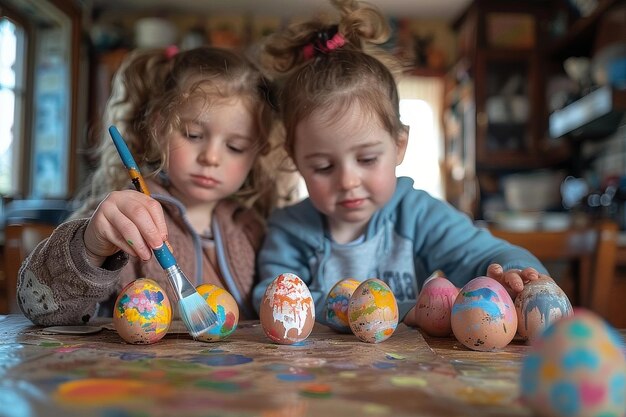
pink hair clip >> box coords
[303,31,346,60]
[164,44,179,59]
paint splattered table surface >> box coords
[2,315,621,417]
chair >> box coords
[489,220,619,319]
[1,222,57,314]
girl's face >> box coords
[293,102,407,243]
[166,96,259,209]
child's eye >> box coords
[184,131,203,141]
[313,164,333,174]
[227,144,245,153]
[359,156,378,165]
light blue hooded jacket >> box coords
[254,177,546,321]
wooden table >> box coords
[1,315,621,417]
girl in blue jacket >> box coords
[254,0,554,323]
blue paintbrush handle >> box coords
[153,244,177,269]
[109,126,140,171]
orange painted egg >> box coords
[415,276,459,337]
[325,278,360,333]
[195,284,239,342]
[349,278,398,343]
[259,273,315,344]
[113,278,172,344]
[515,277,572,342]
[451,276,517,351]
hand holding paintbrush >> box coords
[108,125,217,338]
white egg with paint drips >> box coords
[259,273,315,344]
[514,277,572,342]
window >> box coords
[396,76,444,200]
[0,0,79,201]
[0,17,25,197]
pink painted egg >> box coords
[195,284,239,342]
[113,278,172,344]
[259,273,315,344]
[521,310,626,417]
[325,278,361,333]
[451,276,517,351]
[349,278,398,343]
[515,277,572,342]
[415,276,460,337]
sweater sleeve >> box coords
[17,219,129,326]
[405,192,547,288]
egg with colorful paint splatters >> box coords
[113,278,172,344]
[260,273,315,345]
[415,276,460,337]
[521,310,626,417]
[194,284,239,342]
[349,278,398,343]
[515,277,572,343]
[451,276,517,351]
[325,278,361,333]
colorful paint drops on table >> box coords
[521,309,626,417]
[325,278,360,333]
[195,284,239,342]
[259,273,315,344]
[451,276,517,351]
[348,278,398,343]
[514,276,573,342]
[113,278,172,344]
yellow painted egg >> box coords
[259,273,315,345]
[521,310,626,417]
[195,284,239,342]
[415,276,460,337]
[349,278,398,343]
[451,276,517,351]
[515,277,572,343]
[325,278,361,333]
[113,278,172,344]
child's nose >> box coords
[339,167,360,190]
[199,144,220,166]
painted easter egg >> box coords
[349,278,398,343]
[515,277,573,342]
[451,276,517,351]
[195,284,239,342]
[325,278,361,333]
[415,276,460,337]
[259,273,315,345]
[521,310,626,417]
[113,278,172,344]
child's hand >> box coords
[84,190,168,266]
[486,263,540,297]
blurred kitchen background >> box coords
[0,0,625,323]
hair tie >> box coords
[303,27,346,60]
[164,45,179,60]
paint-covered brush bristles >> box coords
[178,292,218,338]
[108,125,217,337]
[155,244,217,337]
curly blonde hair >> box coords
[261,0,407,160]
[86,46,280,217]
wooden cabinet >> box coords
[443,1,571,218]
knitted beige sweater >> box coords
[17,180,264,325]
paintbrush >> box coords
[108,125,217,338]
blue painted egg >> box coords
[521,310,626,417]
